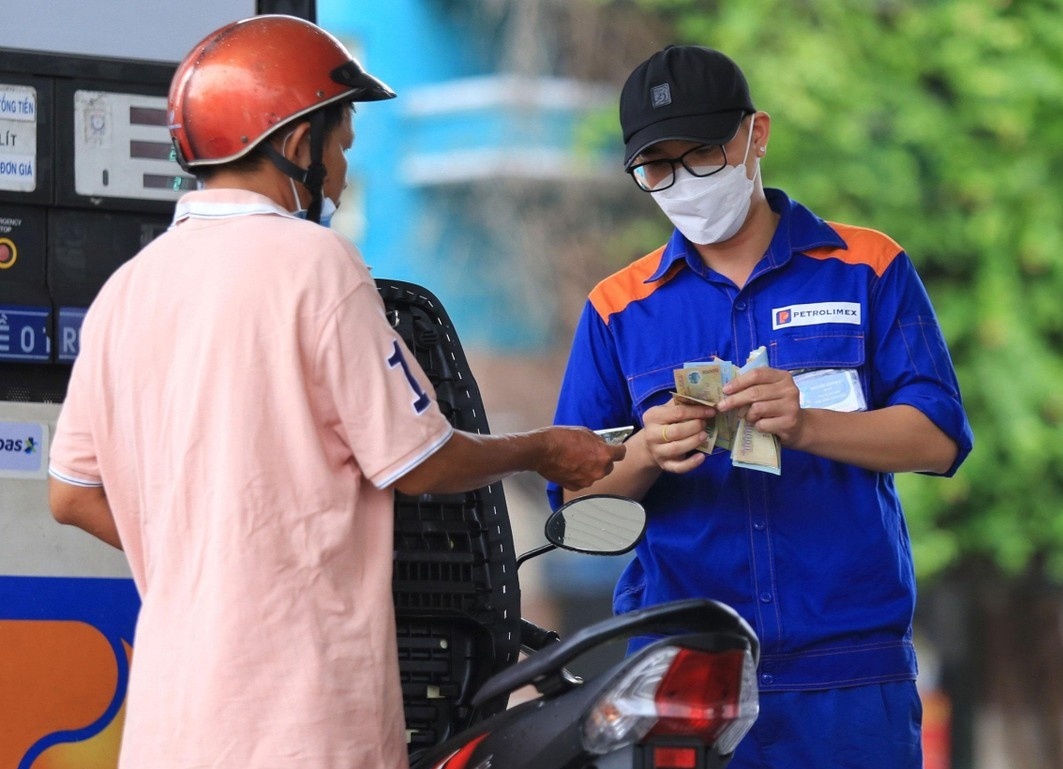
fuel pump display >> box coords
[72,90,195,201]
[0,53,182,371]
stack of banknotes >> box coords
[671,346,781,475]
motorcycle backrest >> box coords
[377,279,522,755]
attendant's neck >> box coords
[692,189,779,289]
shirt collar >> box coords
[172,189,298,225]
[644,188,848,283]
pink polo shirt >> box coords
[49,189,453,769]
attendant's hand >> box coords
[641,401,716,474]
[717,366,805,447]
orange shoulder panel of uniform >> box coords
[589,246,676,323]
[803,222,903,278]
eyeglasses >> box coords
[627,143,729,192]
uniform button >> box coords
[735,300,747,311]
[753,520,766,530]
[760,674,774,685]
[759,592,773,603]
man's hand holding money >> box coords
[716,361,801,476]
[668,347,787,475]
[642,400,717,475]
[717,366,803,444]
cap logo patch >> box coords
[651,83,672,108]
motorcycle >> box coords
[378,279,759,769]
[409,494,761,769]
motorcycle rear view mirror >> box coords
[545,495,646,555]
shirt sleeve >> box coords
[314,281,453,489]
[547,300,632,509]
[49,318,104,487]
[869,251,974,476]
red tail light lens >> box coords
[581,644,758,756]
[648,648,745,741]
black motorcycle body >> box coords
[380,280,759,769]
[412,588,760,769]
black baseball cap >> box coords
[620,45,755,168]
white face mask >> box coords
[288,177,338,228]
[651,117,759,245]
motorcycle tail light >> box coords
[647,647,759,754]
[652,744,698,768]
[581,645,759,756]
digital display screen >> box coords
[73,90,187,202]
[130,140,175,161]
[129,106,167,127]
[142,173,195,191]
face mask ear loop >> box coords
[740,114,761,185]
[261,111,328,222]
[277,131,303,214]
[742,115,756,166]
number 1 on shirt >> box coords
[387,341,431,414]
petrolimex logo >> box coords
[772,301,861,330]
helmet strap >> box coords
[171,139,193,173]
[261,110,328,223]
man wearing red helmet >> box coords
[46,16,623,769]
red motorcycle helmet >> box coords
[168,14,395,169]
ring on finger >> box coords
[661,424,672,443]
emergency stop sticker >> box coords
[0,420,47,478]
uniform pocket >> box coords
[772,331,869,411]
[771,329,866,371]
[629,364,684,418]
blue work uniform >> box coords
[549,188,973,767]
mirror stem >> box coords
[516,543,557,570]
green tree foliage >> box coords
[613,0,1063,582]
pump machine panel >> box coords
[0,51,183,383]
[0,48,184,768]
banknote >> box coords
[732,346,781,474]
[681,359,738,450]
[670,392,715,407]
[731,416,782,475]
[673,364,725,405]
[739,346,768,373]
[670,368,723,454]
[670,346,780,473]
[699,419,719,454]
[594,425,635,445]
